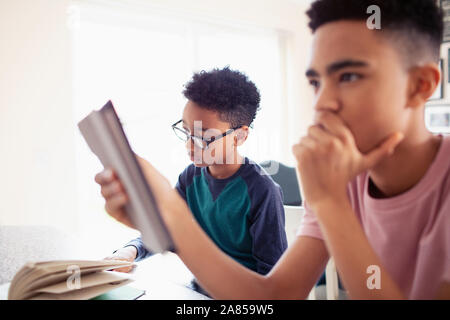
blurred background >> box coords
[0,0,316,257]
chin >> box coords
[191,160,209,167]
[357,135,388,155]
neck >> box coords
[208,153,244,179]
[368,130,442,198]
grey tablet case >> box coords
[78,100,174,253]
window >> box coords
[70,1,288,255]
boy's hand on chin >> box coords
[292,111,404,210]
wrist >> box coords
[308,188,348,213]
[311,195,355,238]
[122,245,138,259]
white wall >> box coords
[0,0,314,232]
[0,0,77,231]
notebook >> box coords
[91,285,145,300]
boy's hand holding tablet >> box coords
[95,155,178,231]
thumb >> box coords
[362,132,404,170]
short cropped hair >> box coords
[182,67,260,128]
[306,0,443,65]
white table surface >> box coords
[0,252,210,300]
[131,252,210,300]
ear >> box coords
[234,126,249,146]
[407,62,441,109]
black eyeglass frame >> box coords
[171,119,241,150]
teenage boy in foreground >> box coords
[99,68,288,293]
[95,0,450,299]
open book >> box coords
[8,260,138,300]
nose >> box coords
[313,81,340,113]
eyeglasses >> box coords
[171,120,240,150]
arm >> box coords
[435,282,450,300]
[167,193,328,299]
[436,282,450,300]
[95,157,329,299]
[293,111,406,299]
[312,196,405,299]
[159,190,329,299]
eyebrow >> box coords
[305,59,369,77]
[182,119,209,132]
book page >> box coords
[8,260,133,299]
[34,271,133,294]
[29,279,134,300]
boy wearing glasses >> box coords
[103,67,288,295]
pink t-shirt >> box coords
[298,135,450,299]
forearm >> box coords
[313,196,405,299]
[161,193,272,299]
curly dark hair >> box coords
[306,0,443,64]
[182,67,261,128]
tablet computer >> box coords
[78,100,174,253]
